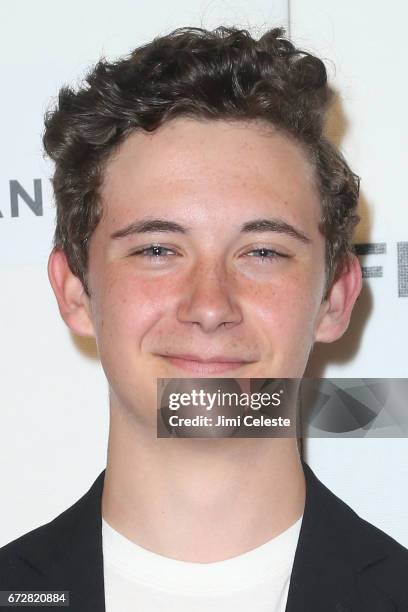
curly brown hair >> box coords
[43,26,360,297]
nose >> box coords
[176,261,243,333]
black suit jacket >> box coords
[1,462,407,611]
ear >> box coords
[314,253,362,343]
[47,248,95,338]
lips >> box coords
[158,353,254,374]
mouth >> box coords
[157,353,255,375]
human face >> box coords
[84,118,328,424]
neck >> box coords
[101,402,305,563]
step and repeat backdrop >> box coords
[0,0,407,547]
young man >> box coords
[1,26,407,612]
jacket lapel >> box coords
[285,463,397,612]
[17,470,107,611]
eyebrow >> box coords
[240,218,311,244]
[110,219,188,239]
[110,217,311,244]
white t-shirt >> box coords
[102,515,302,612]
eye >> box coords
[129,244,178,259]
[245,248,290,262]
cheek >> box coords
[245,277,320,346]
[93,271,171,353]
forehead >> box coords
[100,117,321,231]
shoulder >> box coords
[0,520,54,587]
[301,461,408,607]
[0,470,105,589]
[337,490,408,601]
[344,506,408,608]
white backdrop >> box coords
[1,0,407,548]
[291,0,408,547]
